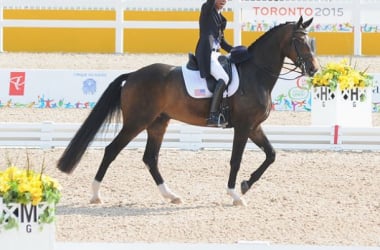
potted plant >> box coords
[0,161,61,250]
[308,58,374,127]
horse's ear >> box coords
[302,18,313,29]
[296,16,304,28]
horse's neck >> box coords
[251,45,285,90]
[254,40,284,67]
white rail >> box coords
[1,0,380,54]
[1,122,380,151]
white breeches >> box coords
[210,51,229,84]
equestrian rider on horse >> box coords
[195,0,232,127]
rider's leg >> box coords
[207,52,229,127]
[207,79,227,127]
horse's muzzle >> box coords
[307,66,319,77]
[306,58,320,77]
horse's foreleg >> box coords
[144,116,182,204]
[227,128,250,206]
[91,126,142,204]
[241,125,276,194]
[91,179,102,204]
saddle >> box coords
[186,53,232,93]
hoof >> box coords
[233,198,247,206]
[170,197,182,205]
[241,180,250,195]
[90,197,102,204]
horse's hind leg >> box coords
[143,115,182,204]
[241,125,276,195]
[91,125,144,204]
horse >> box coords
[57,16,319,206]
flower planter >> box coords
[0,198,55,250]
[311,86,372,127]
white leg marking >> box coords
[158,183,182,204]
[227,188,246,206]
[90,180,102,204]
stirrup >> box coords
[207,113,227,128]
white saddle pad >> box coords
[181,64,239,98]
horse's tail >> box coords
[57,73,130,174]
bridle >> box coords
[253,26,314,81]
[288,28,314,76]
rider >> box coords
[195,0,233,127]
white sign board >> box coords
[0,69,379,112]
[0,69,124,108]
[242,3,353,32]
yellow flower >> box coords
[0,166,60,205]
[42,175,60,190]
[321,72,332,86]
[18,181,31,193]
[308,58,373,92]
[31,186,43,205]
[0,179,10,193]
[1,165,61,231]
[4,166,19,179]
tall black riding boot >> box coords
[207,79,227,127]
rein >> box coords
[253,62,304,81]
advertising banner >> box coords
[0,69,124,108]
[241,2,379,33]
[272,73,311,112]
[0,69,379,112]
[242,3,352,32]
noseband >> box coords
[291,29,313,75]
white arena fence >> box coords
[1,0,380,54]
[1,122,380,151]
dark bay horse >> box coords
[57,16,319,206]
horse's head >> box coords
[285,16,319,77]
